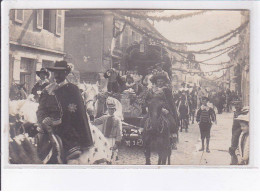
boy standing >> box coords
[92,97,122,160]
[196,97,216,153]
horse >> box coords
[143,96,177,165]
[9,97,114,165]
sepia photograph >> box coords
[7,9,250,166]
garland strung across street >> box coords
[172,64,234,76]
[115,10,209,22]
[114,14,244,56]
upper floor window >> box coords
[36,10,43,29]
[14,10,24,23]
[43,10,51,31]
[56,10,62,36]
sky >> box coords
[152,10,242,78]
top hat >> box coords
[46,61,71,72]
[36,68,50,78]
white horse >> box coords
[9,95,114,165]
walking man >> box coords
[196,96,216,153]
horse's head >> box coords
[83,83,99,118]
[147,96,166,131]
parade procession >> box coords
[8,9,250,165]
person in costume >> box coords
[196,96,216,153]
[92,97,122,161]
[36,61,93,163]
[235,113,249,165]
[104,68,122,93]
[145,71,179,149]
[31,68,50,102]
[229,104,249,165]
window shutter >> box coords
[14,10,24,23]
[36,10,43,29]
[55,10,62,36]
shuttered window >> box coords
[14,10,24,23]
[36,10,44,29]
[55,10,62,36]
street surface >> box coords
[115,112,233,165]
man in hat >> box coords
[196,96,216,153]
[92,97,122,161]
[229,104,249,165]
[37,61,93,163]
[234,113,249,165]
[31,68,50,102]
[147,72,179,149]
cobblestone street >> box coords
[115,112,233,165]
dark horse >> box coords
[143,96,177,165]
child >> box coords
[92,98,122,161]
[235,113,249,165]
[196,96,216,153]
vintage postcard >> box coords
[6,9,250,166]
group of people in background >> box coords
[9,60,249,165]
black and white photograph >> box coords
[6,8,250,166]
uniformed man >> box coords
[31,68,50,102]
[37,61,93,163]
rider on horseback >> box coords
[37,61,93,163]
[146,71,179,147]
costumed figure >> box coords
[31,68,50,102]
[37,61,93,163]
[145,72,179,149]
[104,68,122,94]
[92,97,122,161]
[196,96,216,153]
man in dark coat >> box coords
[31,68,50,102]
[37,61,93,163]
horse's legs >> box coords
[143,133,152,165]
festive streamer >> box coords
[172,64,234,75]
[114,14,242,56]
[114,13,248,48]
[115,10,208,22]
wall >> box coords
[64,15,106,73]
[9,9,65,52]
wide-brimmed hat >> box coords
[46,61,71,72]
[150,72,170,84]
[235,113,249,122]
[36,68,50,78]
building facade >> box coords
[9,9,65,93]
[227,10,249,106]
[64,10,171,83]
